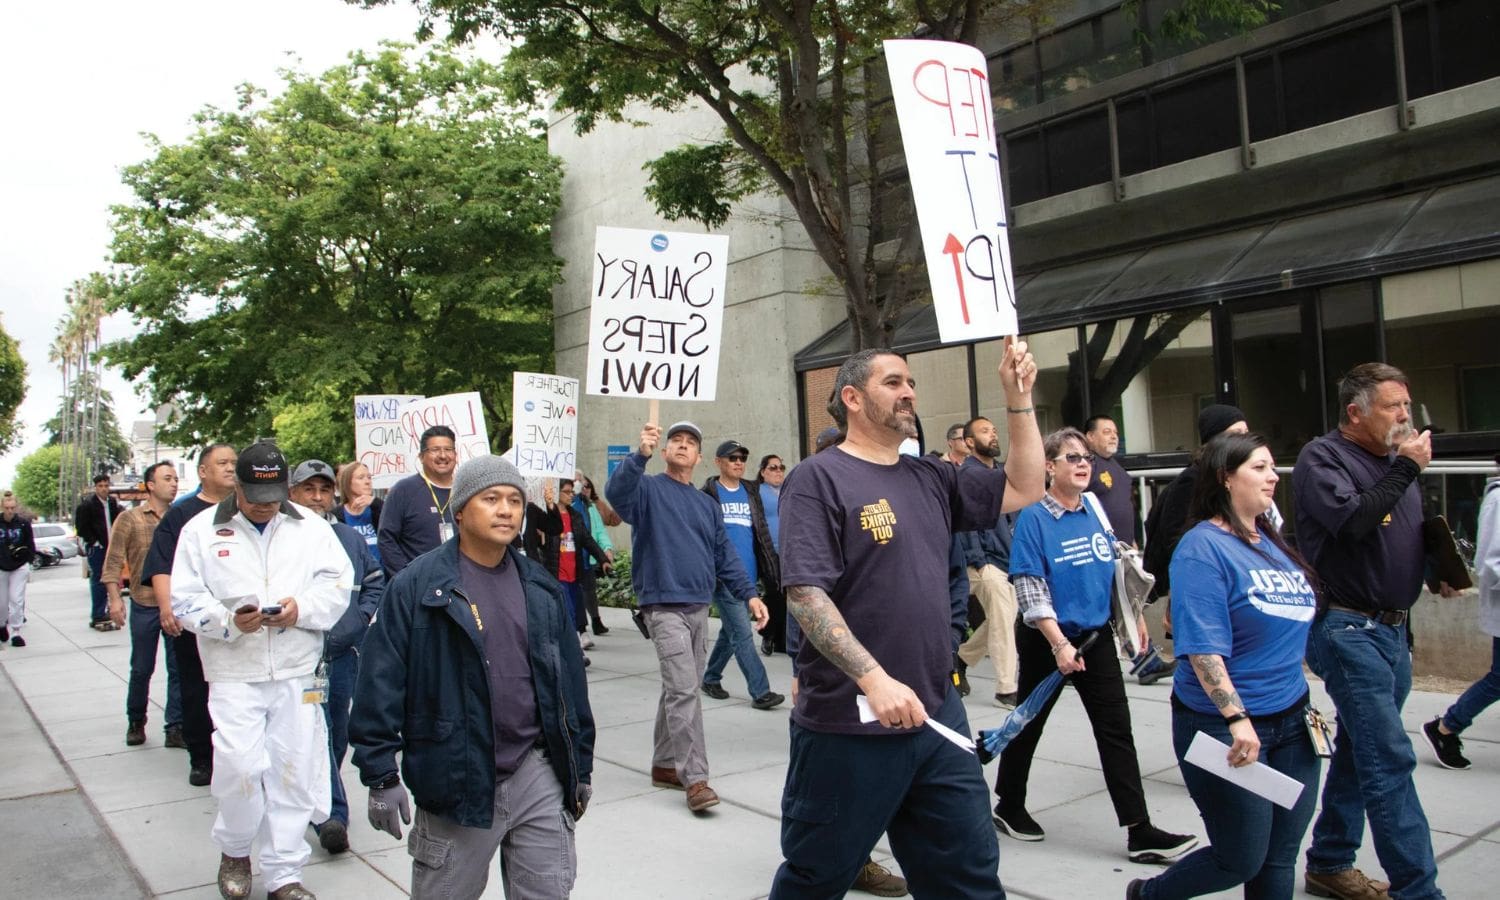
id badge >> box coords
[302,660,329,705]
[438,520,455,543]
[1305,706,1334,758]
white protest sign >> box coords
[354,394,424,488]
[396,392,490,474]
[512,372,580,477]
[585,226,728,402]
[884,39,1018,342]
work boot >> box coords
[686,781,719,812]
[650,766,685,790]
[751,691,786,710]
[954,655,970,697]
[1305,868,1392,899]
[164,725,186,749]
[267,883,316,900]
[189,764,213,787]
[851,858,909,896]
[217,853,251,900]
[125,720,146,746]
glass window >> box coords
[1005,130,1046,205]
[1280,18,1397,133]
[906,345,973,455]
[1382,260,1500,434]
[1086,309,1217,454]
[1044,109,1112,195]
[1318,282,1380,427]
[1151,67,1241,167]
[1432,0,1500,91]
[975,328,1081,457]
[1229,297,1325,460]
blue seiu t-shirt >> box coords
[759,482,781,553]
[1170,520,1317,715]
[716,482,758,585]
[1007,498,1115,638]
[341,506,382,566]
[778,447,1008,735]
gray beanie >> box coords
[450,455,528,514]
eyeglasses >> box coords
[1054,452,1095,465]
[726,455,749,464]
[947,434,965,442]
[764,464,786,472]
[423,446,457,457]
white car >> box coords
[31,523,82,568]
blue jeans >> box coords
[702,585,770,699]
[87,544,109,623]
[1140,699,1320,899]
[770,689,1005,899]
[321,651,359,826]
[1442,636,1500,734]
[126,601,182,729]
[1305,610,1443,899]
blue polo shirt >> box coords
[1008,497,1115,638]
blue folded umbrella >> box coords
[977,631,1100,764]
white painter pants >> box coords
[0,566,27,635]
[209,678,331,891]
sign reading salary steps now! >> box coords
[884,39,1018,342]
[511,372,580,477]
[585,226,728,402]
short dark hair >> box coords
[197,443,236,469]
[758,454,781,475]
[1084,415,1115,434]
[963,416,992,439]
[1337,362,1408,426]
[143,461,175,485]
[559,478,575,492]
[826,349,901,430]
[420,425,457,452]
[945,423,965,441]
[93,473,111,485]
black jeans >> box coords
[994,623,1148,826]
[172,632,214,770]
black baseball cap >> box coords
[715,440,749,459]
[237,440,289,503]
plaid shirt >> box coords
[100,504,163,606]
[1013,492,1088,627]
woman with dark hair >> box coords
[1128,432,1322,900]
[572,473,619,636]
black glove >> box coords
[369,782,412,839]
[575,783,593,819]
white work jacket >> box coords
[171,497,352,683]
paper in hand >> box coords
[856,695,975,754]
[1184,731,1305,810]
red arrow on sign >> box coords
[942,233,970,324]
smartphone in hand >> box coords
[260,605,283,617]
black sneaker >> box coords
[1127,823,1197,863]
[189,764,212,787]
[1423,717,1471,770]
[11,635,25,648]
[751,691,786,710]
[701,682,730,700]
[954,656,971,697]
[0,624,8,643]
[993,804,1045,841]
[319,818,350,854]
[761,636,774,656]
[164,725,186,749]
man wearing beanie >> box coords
[170,440,353,900]
[606,419,766,814]
[351,454,595,899]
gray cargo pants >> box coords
[645,604,711,786]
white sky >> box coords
[0,0,494,489]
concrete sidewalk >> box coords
[2,557,1495,898]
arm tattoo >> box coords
[787,585,878,681]
[1191,654,1243,712]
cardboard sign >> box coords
[354,394,424,488]
[397,392,490,474]
[512,372,580,477]
[884,39,1018,342]
[585,226,728,401]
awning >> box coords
[795,172,1500,371]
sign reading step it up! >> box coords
[884,39,1018,342]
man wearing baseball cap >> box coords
[350,455,594,898]
[606,419,767,813]
[288,460,385,855]
[170,440,353,900]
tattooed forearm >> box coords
[788,585,878,681]
[1190,654,1244,712]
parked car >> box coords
[31,523,82,568]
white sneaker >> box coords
[580,633,595,650]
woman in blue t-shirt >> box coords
[1129,432,1321,900]
[334,462,383,567]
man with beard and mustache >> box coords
[1294,362,1455,900]
[769,343,1045,899]
[952,416,1021,707]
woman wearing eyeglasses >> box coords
[994,426,1198,865]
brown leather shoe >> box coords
[268,883,317,900]
[1305,868,1391,899]
[686,781,720,812]
[651,766,685,790]
[851,858,909,896]
[217,853,252,900]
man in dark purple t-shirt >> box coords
[1083,414,1135,546]
[1294,362,1453,900]
[769,343,1045,900]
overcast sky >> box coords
[0,0,492,494]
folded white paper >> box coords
[856,695,975,754]
[1184,731,1305,810]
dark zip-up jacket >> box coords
[701,477,781,593]
[349,538,595,829]
[0,515,36,571]
[325,520,385,659]
[74,493,122,548]
[541,503,606,582]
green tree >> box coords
[0,316,24,454]
[44,371,132,472]
[272,392,354,467]
[13,444,90,518]
[106,44,563,452]
[359,0,1056,348]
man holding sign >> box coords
[769,342,1044,899]
[606,420,767,815]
